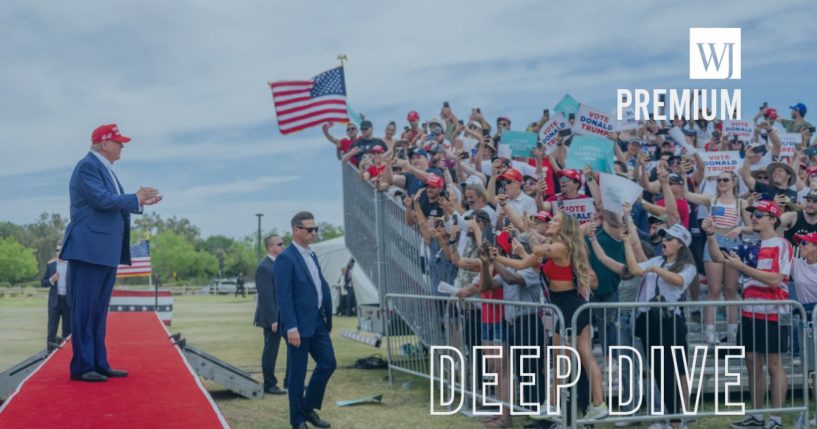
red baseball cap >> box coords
[807,165,817,176]
[795,232,817,245]
[501,168,523,183]
[369,145,385,154]
[764,108,778,121]
[496,231,512,254]
[533,210,552,223]
[747,200,782,218]
[91,124,131,144]
[407,111,420,121]
[425,174,445,188]
[557,169,582,183]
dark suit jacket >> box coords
[273,244,332,338]
[60,152,141,267]
[254,256,278,328]
[40,260,72,308]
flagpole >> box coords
[337,54,347,68]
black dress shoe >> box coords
[70,371,108,382]
[264,385,286,395]
[305,411,330,428]
[292,423,308,429]
[98,368,128,377]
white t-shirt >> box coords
[505,192,537,218]
[636,256,697,314]
[792,258,817,305]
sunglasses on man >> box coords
[297,225,320,234]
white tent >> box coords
[311,236,379,312]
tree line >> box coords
[0,213,344,286]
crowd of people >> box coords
[323,101,816,429]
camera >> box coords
[568,113,576,120]
[543,109,549,116]
[759,101,768,111]
[558,128,572,137]
[808,127,816,134]
[443,101,450,108]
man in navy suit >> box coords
[274,212,336,429]
[254,234,286,395]
[60,123,162,382]
[40,242,71,352]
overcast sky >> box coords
[1,0,814,238]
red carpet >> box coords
[0,312,229,429]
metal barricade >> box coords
[341,161,384,301]
[569,300,809,428]
[384,293,568,422]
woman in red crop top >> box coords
[492,213,608,420]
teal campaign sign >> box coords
[554,94,579,117]
[346,104,363,126]
[565,135,614,173]
[500,130,538,158]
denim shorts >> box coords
[481,322,507,343]
[702,234,742,263]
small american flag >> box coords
[117,240,152,278]
[710,204,739,229]
[269,67,349,135]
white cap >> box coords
[658,224,692,247]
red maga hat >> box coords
[425,174,445,188]
[795,232,817,245]
[557,169,582,183]
[407,111,420,121]
[501,168,523,183]
[746,200,782,218]
[91,124,131,144]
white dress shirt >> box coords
[292,241,322,308]
[56,260,68,296]
[90,150,121,194]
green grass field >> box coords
[0,294,807,428]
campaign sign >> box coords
[723,120,754,140]
[573,104,615,137]
[779,132,801,158]
[599,173,643,214]
[560,197,595,224]
[565,135,615,173]
[500,130,538,158]
[700,151,741,177]
[616,108,640,131]
[554,93,580,117]
[538,112,569,154]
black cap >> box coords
[360,120,373,129]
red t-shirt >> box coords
[480,287,504,324]
[527,157,556,199]
[657,198,691,228]
[339,138,355,153]
[366,164,386,179]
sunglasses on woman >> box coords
[717,177,732,183]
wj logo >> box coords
[689,28,741,80]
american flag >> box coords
[710,205,739,229]
[269,67,349,135]
[117,240,152,278]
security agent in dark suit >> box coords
[41,243,71,352]
[59,124,162,382]
[254,234,286,395]
[274,211,336,429]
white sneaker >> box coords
[584,402,608,420]
[808,417,817,426]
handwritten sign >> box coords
[538,112,569,154]
[723,120,754,141]
[573,104,616,137]
[500,130,538,158]
[616,108,640,131]
[554,94,580,118]
[565,135,615,173]
[599,173,643,214]
[700,151,741,177]
[559,197,596,224]
[779,132,801,158]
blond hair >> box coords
[554,213,592,297]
